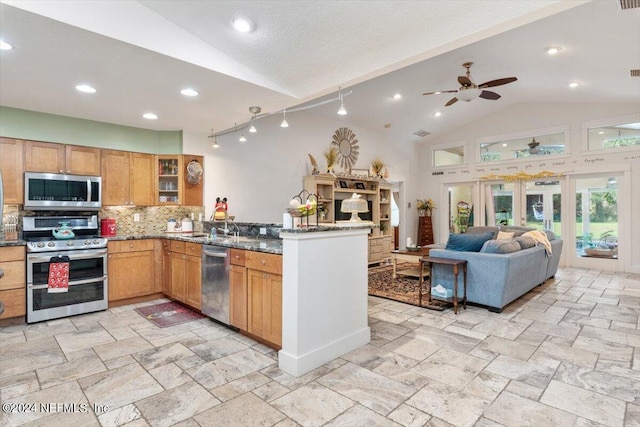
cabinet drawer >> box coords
[0,246,25,262]
[369,244,384,255]
[230,248,245,266]
[0,288,26,319]
[109,239,154,253]
[0,260,26,291]
[169,240,186,253]
[185,242,202,257]
[246,251,282,275]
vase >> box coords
[418,209,426,217]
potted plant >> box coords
[324,146,338,174]
[416,198,436,217]
[370,158,385,178]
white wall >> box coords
[423,102,640,273]
[183,110,420,226]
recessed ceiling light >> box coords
[233,16,255,33]
[569,81,580,88]
[546,46,561,55]
[180,88,198,97]
[433,111,442,117]
[434,91,442,95]
[598,131,604,135]
[502,143,508,147]
[393,93,402,100]
[75,84,96,94]
[143,112,158,120]
[0,40,13,50]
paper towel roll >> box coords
[283,212,293,229]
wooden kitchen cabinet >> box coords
[107,240,155,301]
[0,246,26,319]
[0,138,24,204]
[25,140,100,175]
[182,154,204,207]
[102,150,155,206]
[229,248,247,330]
[163,240,202,310]
[246,251,282,348]
[157,154,204,206]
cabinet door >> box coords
[185,255,202,310]
[170,252,186,302]
[108,251,154,301]
[25,140,65,173]
[0,138,24,204]
[162,245,172,296]
[0,246,26,319]
[66,145,101,175]
[247,269,267,339]
[247,269,282,347]
[130,153,155,206]
[102,150,131,206]
[265,273,282,347]
[229,264,247,330]
[182,154,204,206]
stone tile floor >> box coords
[0,266,638,426]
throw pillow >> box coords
[501,226,536,237]
[466,226,499,239]
[480,239,521,254]
[446,232,494,252]
[542,229,556,241]
[515,236,536,250]
[497,231,515,240]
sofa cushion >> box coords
[466,226,499,239]
[446,232,494,252]
[542,229,557,241]
[497,231,515,240]
[515,236,536,250]
[501,226,536,237]
[480,239,521,254]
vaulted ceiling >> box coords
[0,1,638,143]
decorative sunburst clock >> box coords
[331,127,360,171]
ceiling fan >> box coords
[423,62,517,106]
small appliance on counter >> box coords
[181,217,193,233]
[100,218,116,236]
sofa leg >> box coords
[488,307,502,313]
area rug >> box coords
[134,301,206,328]
[368,262,450,310]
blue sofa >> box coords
[428,226,563,312]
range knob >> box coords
[47,241,55,247]
[66,241,75,246]
[93,239,101,245]
[84,240,91,245]
[37,242,46,248]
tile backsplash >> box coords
[1,205,205,238]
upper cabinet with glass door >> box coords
[157,155,182,205]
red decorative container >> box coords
[100,218,117,236]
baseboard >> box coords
[278,327,371,377]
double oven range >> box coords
[24,215,108,323]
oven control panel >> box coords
[27,238,108,252]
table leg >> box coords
[452,265,459,315]
[463,264,467,310]
[392,255,397,279]
[418,259,424,306]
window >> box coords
[479,131,566,162]
[432,142,465,167]
[587,120,640,151]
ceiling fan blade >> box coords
[445,97,459,107]
[422,90,457,95]
[457,76,473,87]
[479,90,501,100]
[478,77,517,88]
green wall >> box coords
[0,106,182,154]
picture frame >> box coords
[351,168,370,178]
[339,180,348,188]
[355,182,366,190]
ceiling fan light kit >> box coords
[423,62,517,107]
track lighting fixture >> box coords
[239,133,247,142]
[337,88,347,115]
[249,117,257,133]
[208,129,220,148]
[281,110,289,128]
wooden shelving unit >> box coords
[304,175,392,264]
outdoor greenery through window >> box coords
[575,175,618,259]
[587,121,640,150]
[480,132,566,162]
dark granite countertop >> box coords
[108,234,283,254]
[280,223,373,234]
[0,239,26,248]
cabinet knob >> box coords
[260,260,266,265]
[59,169,63,173]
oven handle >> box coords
[28,275,108,290]
[27,248,107,262]
[87,179,92,203]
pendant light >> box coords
[337,88,347,115]
[280,110,289,128]
[239,133,247,142]
[249,120,257,133]
[208,129,220,148]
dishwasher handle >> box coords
[203,249,228,258]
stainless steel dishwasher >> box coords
[201,245,230,325]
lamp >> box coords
[340,193,369,222]
[239,133,246,142]
[208,129,220,148]
[281,110,289,128]
[249,117,257,133]
[337,88,347,115]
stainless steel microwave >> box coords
[24,172,102,211]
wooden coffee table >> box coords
[391,248,431,279]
